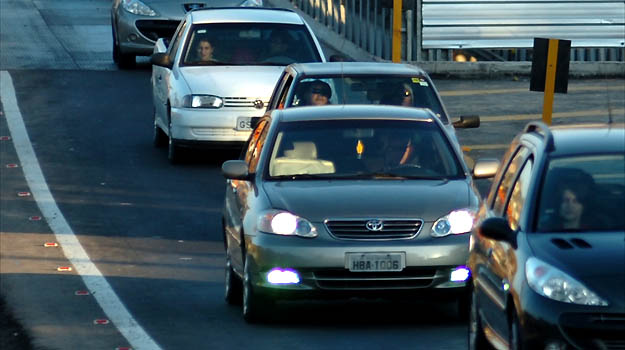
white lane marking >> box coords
[1,71,162,350]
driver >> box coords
[384,133,414,167]
[263,31,291,62]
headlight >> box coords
[257,210,317,238]
[182,95,224,109]
[431,209,475,237]
[239,0,263,7]
[122,0,157,16]
[526,257,608,306]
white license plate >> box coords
[346,253,405,272]
[236,116,253,131]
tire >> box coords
[457,291,470,321]
[167,120,180,164]
[509,312,523,350]
[112,24,135,69]
[242,257,272,323]
[225,257,243,305]
[468,290,491,350]
[152,115,167,148]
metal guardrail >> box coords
[287,0,625,62]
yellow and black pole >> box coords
[392,0,402,62]
[542,39,560,125]
[530,37,571,125]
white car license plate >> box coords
[236,116,253,131]
[346,253,405,272]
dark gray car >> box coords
[221,105,497,322]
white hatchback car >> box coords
[150,8,326,162]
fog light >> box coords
[451,266,471,282]
[267,268,300,284]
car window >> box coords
[267,71,291,110]
[275,75,294,109]
[266,119,463,179]
[249,122,270,173]
[244,120,267,166]
[180,23,321,66]
[493,146,530,216]
[288,75,447,123]
[536,154,625,232]
[168,19,187,61]
[504,157,533,231]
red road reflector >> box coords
[17,192,31,197]
[57,266,73,272]
[93,319,110,325]
[6,164,19,168]
[0,136,11,141]
[43,242,58,247]
[29,216,42,221]
[75,290,90,296]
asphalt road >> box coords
[1,1,623,350]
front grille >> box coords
[223,97,266,108]
[135,20,180,42]
[313,267,437,290]
[560,313,625,350]
[325,219,423,240]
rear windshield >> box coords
[266,119,463,180]
[181,23,321,66]
[536,154,625,232]
[288,76,448,123]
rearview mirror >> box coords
[472,159,499,179]
[150,53,173,69]
[479,217,517,248]
[222,160,250,180]
[453,115,480,129]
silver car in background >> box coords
[150,8,325,163]
[111,0,263,68]
[221,105,498,322]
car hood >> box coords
[262,180,471,222]
[180,66,284,99]
[527,233,625,307]
[146,1,245,17]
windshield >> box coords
[536,154,625,232]
[181,23,321,66]
[287,76,448,123]
[266,119,463,180]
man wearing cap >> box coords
[307,80,332,106]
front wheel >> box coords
[242,257,273,323]
[468,290,491,350]
[225,257,242,305]
[509,312,523,350]
[112,25,135,69]
[152,113,167,148]
[167,121,181,164]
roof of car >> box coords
[528,123,625,156]
[189,7,304,25]
[273,105,439,123]
[286,62,429,77]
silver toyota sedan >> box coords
[111,0,263,68]
[221,105,498,322]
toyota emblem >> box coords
[254,99,264,109]
[365,219,384,231]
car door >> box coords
[153,19,187,132]
[265,71,295,114]
[225,119,269,273]
[475,146,530,331]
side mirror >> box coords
[329,54,352,62]
[222,160,250,180]
[453,115,480,129]
[479,217,517,248]
[473,159,499,179]
[150,53,173,69]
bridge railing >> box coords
[286,0,625,62]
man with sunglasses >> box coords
[306,80,332,106]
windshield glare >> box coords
[267,120,463,180]
[536,154,625,232]
[288,76,448,123]
[182,23,321,66]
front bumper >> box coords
[115,9,180,56]
[246,231,471,298]
[170,107,263,143]
[519,288,625,349]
